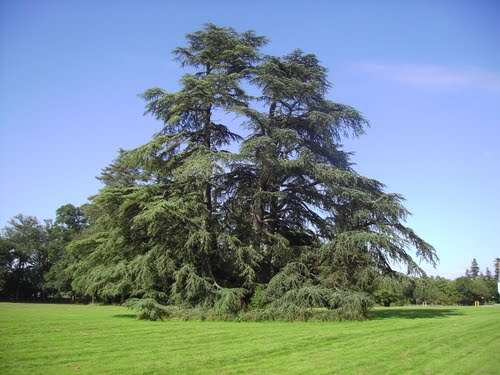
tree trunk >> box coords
[202,101,216,279]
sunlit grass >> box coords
[0,303,499,374]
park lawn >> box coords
[0,303,499,375]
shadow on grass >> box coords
[112,308,465,321]
[112,313,137,319]
[371,308,463,320]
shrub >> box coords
[249,284,267,309]
[171,265,215,307]
[213,288,246,316]
[123,298,171,320]
[328,291,373,320]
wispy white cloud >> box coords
[354,62,500,92]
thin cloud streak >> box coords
[354,63,500,92]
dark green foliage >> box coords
[373,274,413,306]
[371,271,498,307]
[0,215,50,299]
[328,291,373,320]
[249,284,267,309]
[124,298,172,320]
[2,25,440,320]
[171,265,215,307]
[55,24,437,319]
[413,276,460,305]
[470,258,480,278]
[495,258,500,281]
[54,204,88,234]
[44,204,89,297]
[0,207,87,300]
[213,288,246,316]
[259,262,372,319]
[454,276,496,305]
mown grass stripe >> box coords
[1,303,499,375]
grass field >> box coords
[0,303,499,375]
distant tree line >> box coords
[2,24,483,321]
[373,258,499,307]
[0,205,87,301]
[1,209,496,311]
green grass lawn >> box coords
[0,303,499,375]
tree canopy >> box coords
[1,24,441,320]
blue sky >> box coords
[1,0,499,278]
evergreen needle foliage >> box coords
[56,24,437,320]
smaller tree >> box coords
[469,258,480,278]
[0,215,50,299]
[0,237,15,294]
[373,274,413,306]
[494,258,500,281]
[55,204,87,235]
[45,204,89,298]
[414,277,459,305]
[454,277,492,305]
[485,268,492,279]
